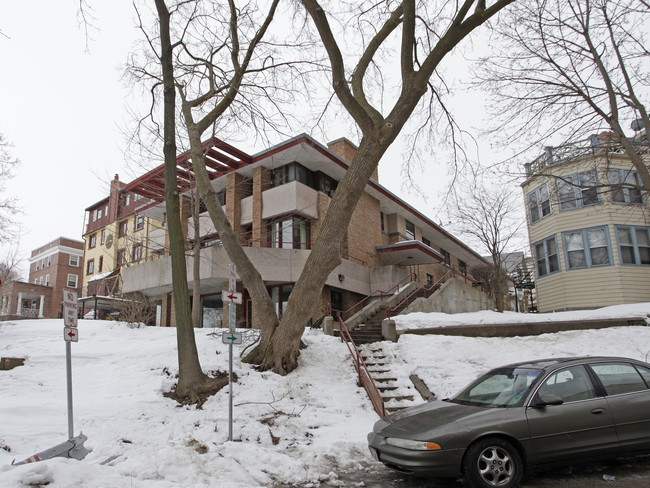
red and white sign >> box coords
[64,327,79,342]
[62,289,78,328]
[222,291,243,304]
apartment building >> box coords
[82,174,162,318]
[114,134,488,328]
[0,237,84,318]
[522,132,650,312]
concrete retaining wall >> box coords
[405,277,493,315]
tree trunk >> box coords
[191,189,202,328]
[251,135,392,374]
[155,0,209,400]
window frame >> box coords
[69,255,79,267]
[534,235,560,278]
[88,234,97,249]
[86,259,95,275]
[607,168,643,205]
[132,243,143,262]
[67,274,78,288]
[268,216,311,250]
[615,225,650,266]
[527,183,552,224]
[118,220,128,237]
[135,215,144,231]
[556,169,600,211]
[405,219,415,240]
[561,226,612,270]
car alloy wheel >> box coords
[463,437,523,488]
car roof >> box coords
[495,356,648,371]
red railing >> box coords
[330,272,416,320]
[338,317,386,418]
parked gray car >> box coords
[368,356,650,488]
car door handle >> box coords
[591,408,606,415]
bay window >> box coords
[562,227,611,270]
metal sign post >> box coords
[62,289,78,440]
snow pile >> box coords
[1,304,649,487]
[394,302,650,330]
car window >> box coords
[635,364,650,387]
[453,368,543,407]
[536,365,596,402]
[591,362,648,396]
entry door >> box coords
[526,365,619,464]
[330,290,343,321]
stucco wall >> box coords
[405,277,493,314]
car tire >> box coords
[462,437,523,488]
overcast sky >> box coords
[1,1,512,278]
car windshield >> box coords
[450,367,544,407]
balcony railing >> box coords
[525,134,650,177]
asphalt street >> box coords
[277,454,650,487]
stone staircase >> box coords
[360,344,420,413]
[341,281,428,344]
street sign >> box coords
[63,327,79,342]
[222,290,243,304]
[221,331,242,344]
[62,289,78,328]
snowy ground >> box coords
[1,304,649,488]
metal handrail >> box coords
[337,317,386,418]
[331,272,416,320]
[385,268,455,319]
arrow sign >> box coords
[221,291,243,304]
[64,327,79,342]
[221,332,242,344]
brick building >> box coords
[100,134,491,327]
[0,237,84,318]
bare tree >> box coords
[0,135,20,245]
[447,172,526,311]
[479,0,650,192]
[134,1,514,376]
[243,0,517,373]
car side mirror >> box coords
[533,394,564,407]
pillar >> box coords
[38,295,45,318]
[17,293,23,316]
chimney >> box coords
[327,137,378,181]
[108,174,124,222]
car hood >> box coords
[376,400,516,442]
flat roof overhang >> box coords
[376,241,444,266]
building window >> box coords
[135,215,144,231]
[458,259,467,276]
[45,274,50,286]
[405,220,415,240]
[556,170,600,211]
[269,216,310,250]
[380,212,385,233]
[39,276,43,285]
[426,274,433,286]
[87,259,95,275]
[117,249,127,267]
[269,284,293,319]
[35,261,39,271]
[47,256,51,267]
[132,243,142,262]
[95,207,103,221]
[616,226,650,266]
[271,162,311,188]
[118,220,128,237]
[607,169,643,204]
[422,237,431,247]
[527,183,552,224]
[101,229,106,244]
[562,227,611,270]
[535,235,560,277]
[440,248,451,266]
[69,255,79,267]
[88,234,97,249]
[67,274,78,288]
